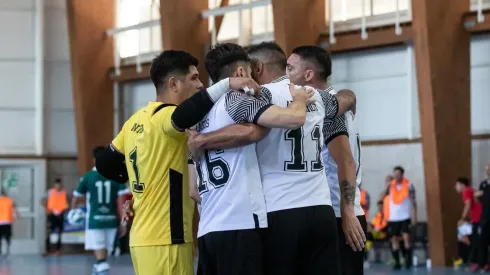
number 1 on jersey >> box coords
[129,147,145,193]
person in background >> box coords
[71,146,130,275]
[360,186,370,219]
[385,166,417,270]
[0,189,19,257]
[454,177,482,269]
[454,219,473,268]
[366,200,388,265]
[41,178,68,256]
[473,164,490,272]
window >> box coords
[117,0,160,58]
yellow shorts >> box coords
[130,243,194,275]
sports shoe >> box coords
[95,262,110,275]
[453,258,464,269]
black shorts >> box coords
[336,215,367,275]
[198,229,263,275]
[47,213,64,232]
[0,224,12,241]
[263,205,341,275]
[387,219,411,237]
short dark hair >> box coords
[92,146,106,159]
[457,177,470,186]
[205,43,250,83]
[54,178,62,184]
[393,166,405,174]
[150,50,199,91]
[247,41,287,70]
[291,45,332,81]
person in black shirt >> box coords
[474,164,490,272]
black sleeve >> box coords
[319,90,339,119]
[171,88,215,130]
[95,145,129,183]
[224,87,273,124]
[323,114,349,146]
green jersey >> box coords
[74,168,129,229]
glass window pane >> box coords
[251,4,273,36]
[373,0,409,15]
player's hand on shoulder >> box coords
[186,129,204,164]
[289,83,314,104]
[229,77,261,97]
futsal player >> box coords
[70,146,130,275]
[188,42,357,275]
[95,50,263,275]
[194,43,314,275]
[286,45,367,275]
[0,189,18,257]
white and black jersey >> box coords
[321,88,364,217]
[253,77,340,212]
[194,91,269,238]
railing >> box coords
[107,0,489,75]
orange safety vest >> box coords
[371,212,387,230]
[389,178,410,204]
[47,189,68,214]
[0,196,14,224]
[360,189,369,218]
[383,195,391,220]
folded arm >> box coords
[226,87,307,130]
[192,124,270,151]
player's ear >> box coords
[168,76,178,92]
[255,61,263,76]
[235,66,245,78]
[304,69,314,82]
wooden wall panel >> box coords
[411,0,471,266]
[272,0,325,56]
[160,0,210,84]
[67,0,115,175]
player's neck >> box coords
[307,80,329,90]
[155,93,180,105]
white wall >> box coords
[0,0,76,155]
[331,35,490,220]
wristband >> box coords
[206,78,230,102]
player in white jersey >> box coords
[287,45,367,275]
[193,43,314,275]
[188,42,356,275]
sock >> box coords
[45,237,51,252]
[392,249,400,264]
[405,247,413,267]
[97,259,107,264]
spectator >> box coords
[0,188,19,257]
[41,178,68,256]
[455,177,482,268]
[473,164,490,272]
[454,220,472,268]
[360,186,370,219]
[385,166,417,269]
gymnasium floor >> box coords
[0,255,472,275]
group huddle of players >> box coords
[95,42,366,275]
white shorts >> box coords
[85,228,117,251]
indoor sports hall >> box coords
[0,0,489,274]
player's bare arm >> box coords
[410,189,417,224]
[255,84,313,129]
[171,77,262,131]
[328,135,366,252]
[335,89,357,116]
[188,163,201,204]
[186,124,270,155]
